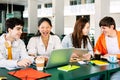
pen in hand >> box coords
[69,63,72,68]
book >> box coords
[90,60,109,66]
[8,68,51,80]
[57,65,80,72]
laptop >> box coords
[44,48,73,69]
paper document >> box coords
[90,60,109,66]
[57,65,80,72]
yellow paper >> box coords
[57,65,80,72]
[90,60,109,66]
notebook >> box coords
[71,48,88,61]
[57,65,80,72]
[45,48,73,69]
[8,68,51,80]
[90,60,109,66]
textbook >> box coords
[90,60,109,66]
[57,65,80,72]
[8,68,51,80]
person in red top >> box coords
[94,16,120,80]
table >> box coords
[0,62,120,80]
[44,63,107,80]
[106,61,120,80]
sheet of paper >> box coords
[57,65,80,72]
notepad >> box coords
[90,60,109,66]
[57,65,80,72]
[8,68,51,80]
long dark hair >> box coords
[35,17,54,36]
[72,17,91,48]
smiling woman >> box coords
[27,17,62,61]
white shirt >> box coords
[27,35,62,57]
[0,34,31,69]
[106,36,120,54]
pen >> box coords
[69,63,72,68]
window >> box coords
[70,0,94,5]
[38,5,41,9]
[70,0,81,5]
[44,3,52,8]
[85,0,95,3]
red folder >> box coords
[8,68,51,80]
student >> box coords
[94,16,120,80]
[62,17,93,60]
[27,17,62,59]
[0,18,32,69]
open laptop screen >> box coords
[45,48,73,69]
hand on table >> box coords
[83,53,91,60]
[17,59,32,68]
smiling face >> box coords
[38,21,52,37]
[8,25,23,40]
[82,22,90,36]
[99,17,116,36]
[100,25,114,36]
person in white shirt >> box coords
[0,18,32,69]
[62,17,94,60]
[27,17,62,60]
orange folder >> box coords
[8,68,51,80]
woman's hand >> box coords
[71,53,80,58]
[102,54,117,59]
[83,53,91,60]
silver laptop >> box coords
[45,48,73,69]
